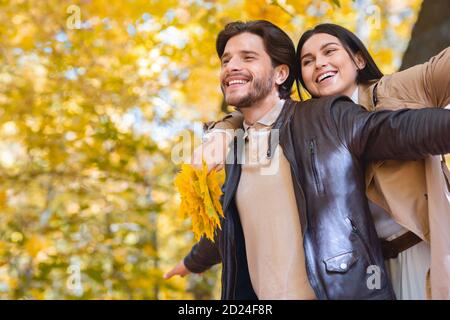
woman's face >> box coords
[300,33,365,98]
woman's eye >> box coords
[302,59,312,66]
[244,56,254,61]
[325,49,336,55]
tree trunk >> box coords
[399,0,450,71]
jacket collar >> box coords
[358,80,379,111]
[243,99,285,132]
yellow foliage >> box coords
[244,0,293,26]
[0,190,6,209]
[0,241,6,266]
[113,248,128,264]
[0,0,424,300]
[8,277,19,291]
[25,235,47,258]
[174,162,225,242]
[372,48,395,74]
[29,288,45,300]
[143,244,156,257]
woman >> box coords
[166,24,450,300]
[295,24,450,300]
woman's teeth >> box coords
[317,72,336,82]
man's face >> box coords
[219,32,276,108]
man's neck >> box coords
[240,91,281,126]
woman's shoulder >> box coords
[374,47,450,109]
[358,80,379,111]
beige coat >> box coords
[361,47,450,299]
[212,47,450,299]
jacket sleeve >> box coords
[204,110,244,131]
[376,46,450,109]
[330,98,450,161]
[183,235,221,273]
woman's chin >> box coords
[317,87,340,97]
[308,83,340,98]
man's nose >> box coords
[225,56,242,72]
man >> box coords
[165,20,450,299]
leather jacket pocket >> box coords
[324,251,359,273]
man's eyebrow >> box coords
[300,42,341,60]
[221,50,259,60]
[240,50,259,56]
[221,52,231,60]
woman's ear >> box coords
[355,52,366,70]
[275,64,289,85]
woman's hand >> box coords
[192,130,233,172]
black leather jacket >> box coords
[184,96,450,300]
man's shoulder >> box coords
[290,95,355,114]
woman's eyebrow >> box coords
[300,42,341,60]
[320,42,340,50]
[300,52,312,61]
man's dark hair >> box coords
[216,20,297,100]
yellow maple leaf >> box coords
[174,162,225,242]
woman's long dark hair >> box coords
[296,23,383,99]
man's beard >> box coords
[223,73,274,109]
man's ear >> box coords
[355,52,366,70]
[274,64,289,85]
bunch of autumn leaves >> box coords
[174,162,225,242]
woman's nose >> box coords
[315,56,328,69]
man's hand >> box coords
[163,260,191,279]
[192,130,233,172]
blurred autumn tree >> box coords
[0,0,438,300]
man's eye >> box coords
[244,56,254,61]
[222,60,229,65]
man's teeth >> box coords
[318,72,336,82]
[228,79,248,86]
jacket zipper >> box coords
[283,133,326,300]
[309,139,324,194]
[220,214,226,299]
[346,217,375,265]
[223,215,238,300]
[225,202,238,300]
